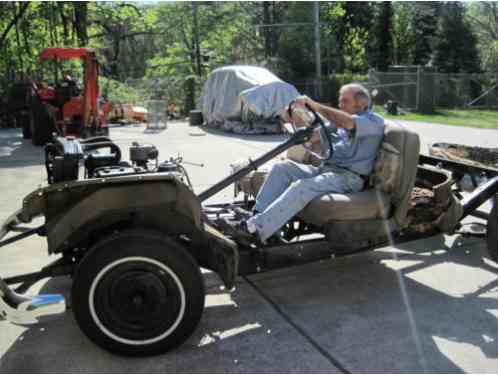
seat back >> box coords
[376,121,420,228]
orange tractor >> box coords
[26,48,110,145]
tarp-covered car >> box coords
[200,65,299,134]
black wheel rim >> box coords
[93,259,183,343]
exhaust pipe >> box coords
[0,276,65,325]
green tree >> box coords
[333,2,373,73]
[467,2,498,72]
[409,2,439,66]
[278,1,372,78]
[433,2,480,73]
[367,2,393,71]
[145,2,255,111]
[392,3,413,65]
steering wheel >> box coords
[286,99,336,161]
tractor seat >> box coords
[235,122,419,228]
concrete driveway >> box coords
[1,119,498,373]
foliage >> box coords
[330,72,368,103]
[99,77,148,106]
[466,2,498,72]
[367,2,393,71]
[0,1,492,113]
[433,3,480,73]
[408,2,439,66]
[328,2,373,73]
[392,3,414,65]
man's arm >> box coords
[295,96,356,130]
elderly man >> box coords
[232,83,385,244]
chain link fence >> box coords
[103,69,497,116]
[367,68,498,112]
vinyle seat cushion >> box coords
[299,189,390,224]
[234,166,391,225]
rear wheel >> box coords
[30,95,55,146]
[19,112,31,139]
[486,196,498,262]
[72,229,205,356]
[189,110,203,126]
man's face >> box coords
[339,89,360,114]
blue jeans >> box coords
[249,160,364,241]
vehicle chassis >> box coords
[2,144,497,287]
[0,119,497,356]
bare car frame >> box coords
[1,104,497,356]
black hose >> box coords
[82,141,122,164]
[79,136,112,144]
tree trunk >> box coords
[0,2,30,50]
[73,2,88,46]
[112,34,120,79]
[263,1,271,58]
[58,2,70,44]
[192,2,202,77]
[14,4,24,76]
[271,3,279,56]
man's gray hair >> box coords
[340,83,371,111]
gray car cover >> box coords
[200,66,300,134]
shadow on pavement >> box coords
[1,235,497,372]
[200,125,287,144]
[0,129,44,169]
[248,234,498,373]
[0,272,332,373]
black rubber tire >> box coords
[20,113,31,139]
[189,110,203,126]
[97,126,110,137]
[486,197,498,262]
[30,95,55,146]
[72,229,205,356]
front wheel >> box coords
[72,229,205,356]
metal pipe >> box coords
[461,176,498,219]
[468,210,490,221]
[0,226,42,249]
[198,127,314,202]
[79,136,112,144]
[82,141,122,164]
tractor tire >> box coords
[72,229,205,356]
[486,196,498,262]
[19,113,31,139]
[30,96,55,146]
[100,126,110,137]
[189,110,203,126]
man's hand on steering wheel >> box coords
[294,95,318,113]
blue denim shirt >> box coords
[319,111,385,176]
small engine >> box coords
[130,142,159,168]
[44,136,191,187]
